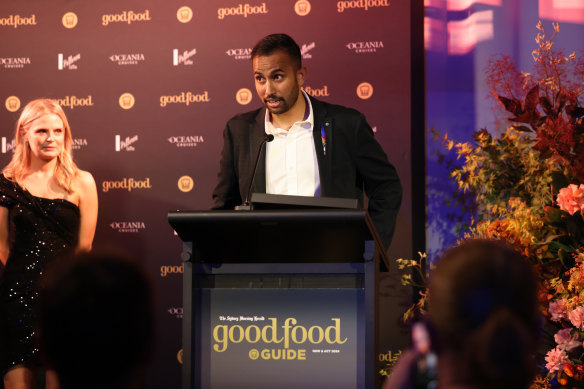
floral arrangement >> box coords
[399,22,584,387]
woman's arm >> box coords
[75,170,98,252]
[0,207,10,265]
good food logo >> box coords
[217,3,268,19]
[160,264,183,277]
[304,85,330,97]
[102,178,152,192]
[102,9,152,26]
[213,317,347,361]
[0,14,37,28]
[337,0,390,12]
[55,95,94,109]
[5,96,20,112]
[160,92,210,107]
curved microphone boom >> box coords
[235,134,274,211]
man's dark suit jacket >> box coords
[212,95,402,249]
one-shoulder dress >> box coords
[0,174,80,374]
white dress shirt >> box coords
[264,91,321,196]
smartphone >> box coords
[411,322,438,389]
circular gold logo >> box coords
[236,88,253,105]
[178,175,194,192]
[249,349,260,360]
[62,12,78,29]
[294,0,311,16]
[5,96,21,112]
[119,93,135,110]
[356,82,374,100]
[177,349,183,364]
[177,6,193,23]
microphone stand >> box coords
[235,134,274,211]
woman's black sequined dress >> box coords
[0,174,79,373]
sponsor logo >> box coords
[173,49,196,66]
[58,53,81,70]
[62,12,78,28]
[226,48,252,60]
[294,0,311,16]
[160,264,184,277]
[301,42,315,59]
[217,3,268,20]
[119,93,135,109]
[115,135,138,151]
[337,0,391,13]
[236,88,253,105]
[167,135,205,148]
[160,91,210,107]
[109,221,146,233]
[5,96,20,112]
[213,317,347,361]
[178,175,194,192]
[346,40,384,53]
[177,6,193,23]
[304,85,330,97]
[72,138,88,150]
[168,307,183,319]
[109,53,145,65]
[356,82,373,99]
[102,9,152,26]
[0,14,37,28]
[55,95,94,109]
[0,57,31,69]
[1,138,16,153]
[177,349,183,364]
[102,177,152,192]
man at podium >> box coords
[212,33,402,249]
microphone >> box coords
[235,133,274,211]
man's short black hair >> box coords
[251,33,302,70]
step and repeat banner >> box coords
[0,1,412,387]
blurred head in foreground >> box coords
[429,239,540,389]
[37,252,154,389]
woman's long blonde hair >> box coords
[3,99,78,192]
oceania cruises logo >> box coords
[167,135,204,148]
[301,42,315,59]
[109,53,145,65]
[225,48,252,60]
[109,221,146,233]
[115,135,138,151]
[346,41,384,53]
[72,138,88,150]
[1,137,15,153]
[173,49,196,66]
[58,53,80,70]
[0,57,31,69]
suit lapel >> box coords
[311,96,332,197]
[251,109,267,194]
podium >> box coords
[168,203,387,389]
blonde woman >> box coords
[0,99,98,389]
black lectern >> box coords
[169,203,386,389]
